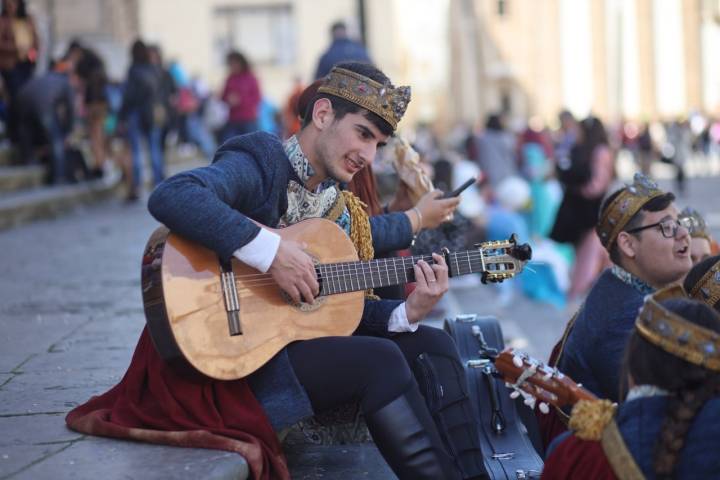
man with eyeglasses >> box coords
[554,173,692,403]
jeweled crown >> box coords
[318,67,411,130]
[596,173,666,250]
[688,257,720,309]
[636,286,720,372]
[679,207,712,241]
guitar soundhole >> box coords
[279,290,327,312]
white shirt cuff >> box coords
[387,302,419,333]
[232,228,281,273]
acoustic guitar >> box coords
[141,217,532,380]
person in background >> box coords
[75,45,109,179]
[314,20,371,80]
[118,39,165,201]
[14,69,75,183]
[218,50,260,144]
[0,0,37,100]
[473,113,517,195]
[0,0,37,145]
[551,116,614,300]
[679,207,714,266]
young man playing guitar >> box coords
[67,62,489,480]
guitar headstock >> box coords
[475,234,532,284]
[494,348,596,412]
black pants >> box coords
[287,325,455,414]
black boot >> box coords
[414,352,489,479]
[365,384,461,480]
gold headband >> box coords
[597,173,666,250]
[317,67,411,130]
[679,207,712,241]
[635,285,720,372]
[688,258,720,308]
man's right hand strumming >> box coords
[268,239,319,304]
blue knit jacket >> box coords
[557,269,646,402]
[148,131,414,429]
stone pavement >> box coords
[1,175,717,479]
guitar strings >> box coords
[230,250,516,281]
[231,251,519,290]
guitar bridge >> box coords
[221,270,242,336]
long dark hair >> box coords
[621,298,720,478]
[2,0,28,18]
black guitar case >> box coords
[445,314,544,480]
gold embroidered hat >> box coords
[318,67,411,130]
[635,285,720,372]
[687,257,720,309]
[679,207,712,241]
[597,173,666,250]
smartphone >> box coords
[443,177,476,198]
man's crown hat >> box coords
[317,67,411,130]
[597,173,666,250]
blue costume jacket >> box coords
[148,132,414,429]
[558,269,647,402]
[618,396,720,478]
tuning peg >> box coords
[510,390,521,399]
[538,402,550,414]
[524,396,536,409]
[542,371,553,382]
[512,355,523,367]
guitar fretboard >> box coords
[317,250,508,295]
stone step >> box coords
[0,165,46,193]
[0,146,13,166]
[0,171,123,230]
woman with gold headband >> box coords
[543,288,720,479]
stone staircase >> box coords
[0,145,206,230]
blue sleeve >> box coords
[370,212,413,255]
[147,151,264,261]
[591,316,636,402]
[355,298,403,337]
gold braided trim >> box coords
[597,173,665,250]
[600,420,646,480]
[341,191,378,300]
[688,258,720,309]
[636,285,720,372]
[568,399,616,441]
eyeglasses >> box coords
[625,217,693,239]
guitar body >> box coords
[141,218,364,380]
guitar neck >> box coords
[318,250,490,296]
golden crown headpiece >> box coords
[679,207,712,241]
[318,67,411,130]
[635,285,720,372]
[597,173,666,250]
[688,257,720,309]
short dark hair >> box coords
[621,298,720,478]
[301,61,394,136]
[684,255,720,312]
[599,189,676,266]
[331,21,347,37]
[2,0,28,17]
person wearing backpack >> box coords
[118,39,166,200]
